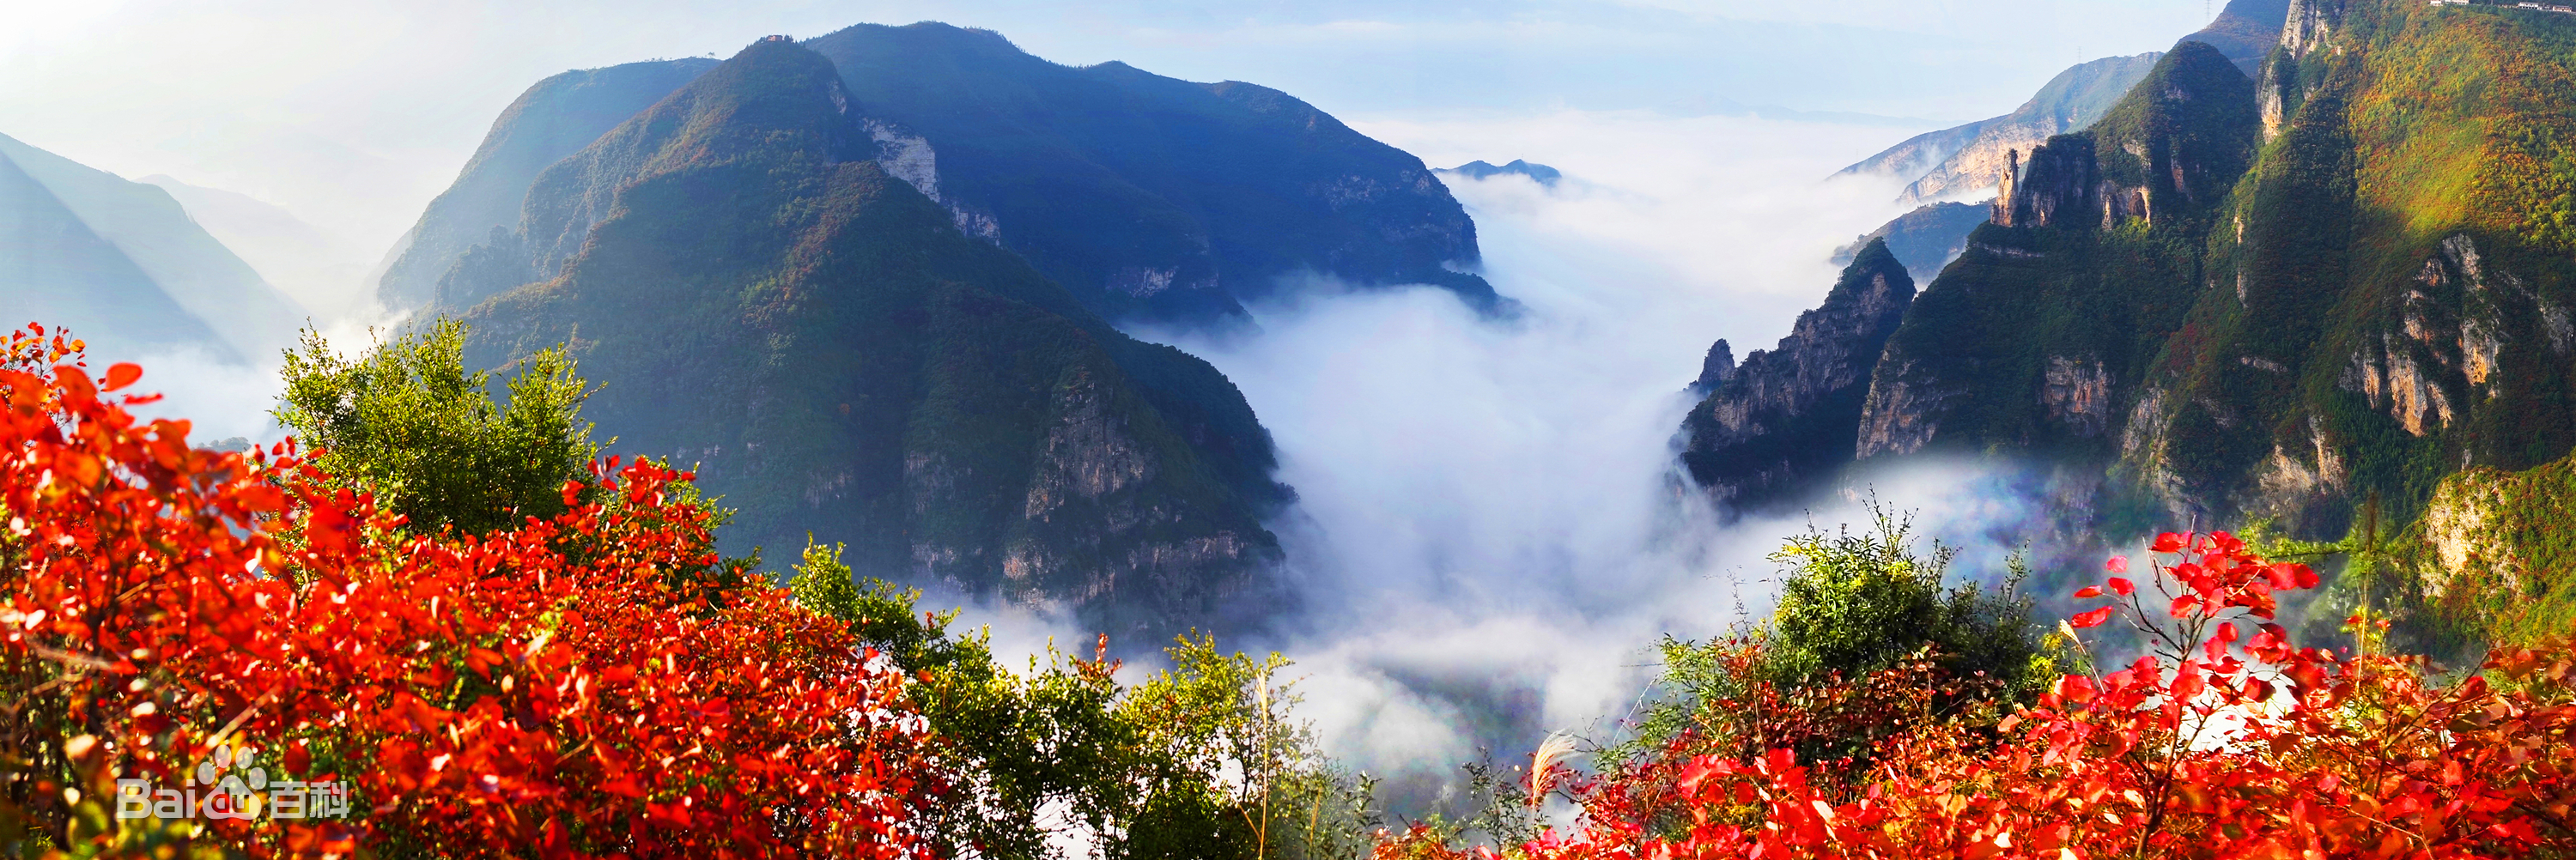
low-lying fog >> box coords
[1128,110,2074,804]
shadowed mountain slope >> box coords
[374,58,720,312]
[456,38,1294,640]
[799,22,1499,327]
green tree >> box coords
[787,541,1378,859]
[1611,510,2064,780]
[1762,513,2055,694]
[274,319,599,536]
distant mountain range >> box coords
[1838,53,2167,207]
[0,132,304,363]
[1828,202,1990,283]
[141,175,373,323]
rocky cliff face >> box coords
[454,39,1292,642]
[2397,453,2576,651]
[1680,239,1914,506]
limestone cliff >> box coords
[1680,239,1914,507]
[2389,448,2576,651]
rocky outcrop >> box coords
[1855,360,1945,459]
[1680,239,1915,506]
[1994,140,2101,228]
[2420,478,2516,602]
[1689,339,1737,396]
[2282,0,2343,58]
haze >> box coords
[6,0,2218,263]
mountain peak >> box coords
[1441,159,1563,186]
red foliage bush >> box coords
[1,324,942,858]
[1383,533,2576,858]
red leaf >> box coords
[2105,555,2129,573]
[2074,586,2104,599]
[2069,607,2114,628]
[101,361,143,391]
[2107,577,2136,596]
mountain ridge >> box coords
[453,38,1294,639]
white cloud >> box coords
[1124,111,2082,805]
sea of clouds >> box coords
[1121,109,2090,808]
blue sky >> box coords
[2,0,2218,250]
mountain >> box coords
[1682,0,2576,651]
[1680,239,1915,508]
[2400,450,2576,654]
[796,22,1498,327]
[1837,53,2166,206]
[453,38,1294,639]
[1835,0,2296,208]
[2189,0,2301,70]
[374,58,720,312]
[0,132,304,363]
[141,175,372,322]
[1858,40,2260,466]
[1828,202,1990,282]
[394,22,1499,330]
[1439,160,1563,187]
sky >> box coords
[0,0,2221,263]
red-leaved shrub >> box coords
[1382,536,2576,858]
[1,324,942,858]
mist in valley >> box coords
[1121,110,2104,804]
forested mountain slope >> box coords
[1688,0,2576,650]
[455,38,1294,639]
